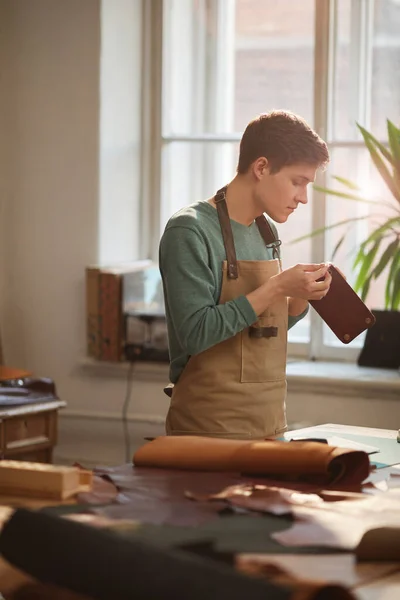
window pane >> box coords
[234,0,316,131]
[332,0,400,142]
[332,0,353,141]
[160,141,238,226]
[162,0,237,135]
[163,0,316,136]
[371,0,400,138]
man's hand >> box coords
[272,263,332,301]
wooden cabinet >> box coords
[0,401,66,463]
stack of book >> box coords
[85,260,167,362]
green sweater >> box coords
[159,201,308,383]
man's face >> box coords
[253,160,317,223]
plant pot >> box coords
[357,310,400,370]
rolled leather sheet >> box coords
[133,436,370,488]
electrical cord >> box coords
[122,360,135,462]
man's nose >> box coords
[296,188,308,205]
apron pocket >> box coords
[240,315,286,383]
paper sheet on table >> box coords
[273,488,400,549]
[364,466,400,488]
[327,436,380,455]
[290,435,380,455]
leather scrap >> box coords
[87,465,244,526]
[356,526,400,562]
[236,555,356,599]
[186,484,324,515]
[186,485,366,516]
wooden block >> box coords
[0,461,93,500]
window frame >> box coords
[140,0,393,362]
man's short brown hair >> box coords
[237,110,329,174]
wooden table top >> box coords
[0,423,399,599]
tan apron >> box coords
[165,185,288,440]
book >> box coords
[85,260,152,361]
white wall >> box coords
[0,0,100,380]
[0,0,159,420]
[99,0,143,264]
[0,0,11,361]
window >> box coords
[143,0,400,360]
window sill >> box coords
[286,360,400,400]
[79,358,399,399]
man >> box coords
[159,110,331,440]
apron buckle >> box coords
[249,326,278,339]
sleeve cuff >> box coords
[288,303,309,330]
[233,295,258,326]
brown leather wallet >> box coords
[309,265,376,344]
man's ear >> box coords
[253,157,269,180]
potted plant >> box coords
[294,120,400,368]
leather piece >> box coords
[237,557,357,600]
[249,326,278,338]
[88,465,242,526]
[84,465,344,530]
[215,187,239,279]
[133,436,370,489]
[309,266,376,344]
[0,508,293,600]
[75,474,120,506]
[255,215,282,259]
[1,509,356,600]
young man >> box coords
[159,110,331,440]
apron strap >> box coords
[255,215,282,260]
[215,186,238,279]
[214,185,283,278]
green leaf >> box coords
[387,120,400,191]
[357,123,394,166]
[385,250,400,309]
[391,265,400,310]
[331,231,348,260]
[361,133,400,203]
[313,185,378,206]
[289,216,369,244]
[360,273,373,302]
[387,120,400,164]
[361,216,400,246]
[372,238,400,280]
[354,237,382,293]
[332,176,361,191]
[354,243,367,270]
